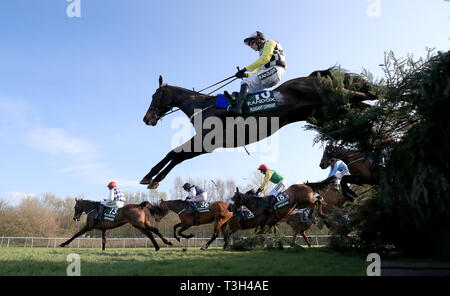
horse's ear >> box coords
[236,187,240,193]
[159,75,163,87]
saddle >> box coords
[218,90,278,114]
[262,192,290,212]
[97,205,119,222]
[186,201,211,225]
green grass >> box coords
[0,247,367,276]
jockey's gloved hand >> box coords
[235,67,247,79]
[256,188,262,195]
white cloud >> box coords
[25,126,99,160]
[0,95,138,188]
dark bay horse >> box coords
[151,200,233,250]
[230,185,324,229]
[140,69,375,189]
[226,189,276,237]
[319,144,379,201]
[60,199,172,251]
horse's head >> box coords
[320,145,334,169]
[143,75,175,126]
[231,187,247,208]
[150,199,169,222]
[73,198,85,222]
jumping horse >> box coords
[319,144,380,201]
[140,68,375,189]
[60,199,172,251]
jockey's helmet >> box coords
[183,183,192,191]
[258,164,269,171]
[244,31,266,47]
[107,181,117,189]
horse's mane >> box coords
[148,203,169,216]
[76,199,99,204]
[168,84,216,100]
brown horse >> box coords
[151,200,233,250]
[60,199,172,251]
[305,177,347,208]
[282,212,313,247]
[230,185,324,229]
[140,68,375,189]
[319,144,379,201]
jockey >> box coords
[256,164,286,212]
[97,181,126,221]
[326,159,350,191]
[183,183,207,212]
[229,31,286,115]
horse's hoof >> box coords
[175,237,181,242]
[166,241,173,246]
[147,182,159,189]
[155,246,160,252]
[140,177,152,185]
[200,246,207,251]
[59,244,65,248]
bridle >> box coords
[148,86,180,122]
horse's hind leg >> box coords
[221,223,230,249]
[102,230,107,251]
[201,218,228,251]
[301,231,312,247]
[60,225,90,247]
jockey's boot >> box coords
[96,204,105,221]
[263,195,276,213]
[228,84,250,115]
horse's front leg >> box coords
[149,148,209,189]
[145,224,173,246]
[340,176,359,202]
[140,150,178,185]
[178,225,194,240]
[60,225,90,247]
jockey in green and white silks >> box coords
[229,31,286,115]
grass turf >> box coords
[0,247,367,276]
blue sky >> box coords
[0,0,449,205]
